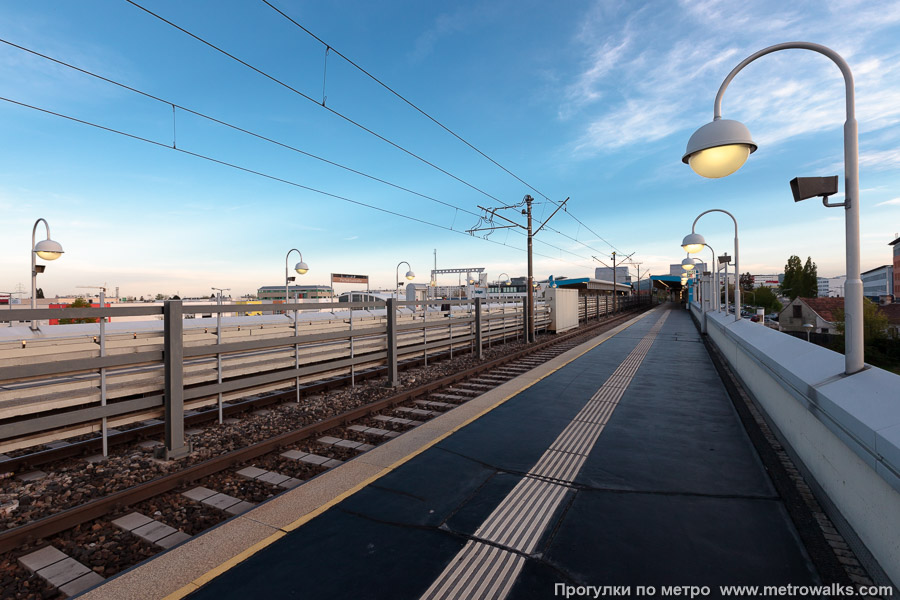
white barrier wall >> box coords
[696,306,900,587]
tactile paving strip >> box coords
[420,311,671,600]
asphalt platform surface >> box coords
[186,304,819,599]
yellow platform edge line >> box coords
[163,308,655,599]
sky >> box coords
[1,0,899,300]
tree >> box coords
[781,255,803,300]
[781,255,817,299]
[58,297,99,325]
[155,293,167,301]
[745,287,783,314]
[171,294,181,300]
[139,295,145,302]
[36,287,44,299]
[739,272,754,293]
[801,257,818,297]
[834,298,889,343]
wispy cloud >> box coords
[859,148,900,170]
[875,197,900,207]
[559,0,900,161]
[409,4,502,64]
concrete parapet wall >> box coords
[700,308,900,587]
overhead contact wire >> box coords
[123,0,503,204]
[0,95,597,271]
[261,0,623,254]
[0,37,602,263]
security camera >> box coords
[789,176,838,202]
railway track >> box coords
[1,305,650,599]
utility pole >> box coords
[629,262,643,304]
[595,252,633,313]
[526,195,534,341]
[468,195,568,343]
[612,252,618,313]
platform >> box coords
[82,304,823,600]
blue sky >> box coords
[1,0,899,299]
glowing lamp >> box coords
[682,119,756,178]
[34,238,64,260]
[681,232,706,254]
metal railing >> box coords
[0,298,549,457]
[576,295,643,323]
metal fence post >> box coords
[216,293,223,424]
[486,299,491,349]
[466,298,478,354]
[350,305,356,386]
[293,295,300,402]
[521,297,527,341]
[162,299,190,459]
[99,290,108,456]
[387,298,399,387]
[422,300,428,367]
[475,298,483,360]
[448,301,453,359]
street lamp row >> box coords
[681,41,863,375]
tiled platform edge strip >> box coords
[419,310,671,600]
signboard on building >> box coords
[49,302,111,325]
[331,273,368,285]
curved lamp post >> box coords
[396,261,415,301]
[285,248,308,308]
[682,209,740,320]
[681,257,697,305]
[31,218,64,329]
[703,243,718,313]
[683,41,862,374]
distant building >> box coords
[751,274,780,289]
[595,266,631,285]
[890,234,900,297]
[487,278,529,295]
[257,285,334,301]
[861,265,894,301]
[817,275,846,298]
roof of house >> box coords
[880,303,900,324]
[799,297,845,322]
[789,297,900,325]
